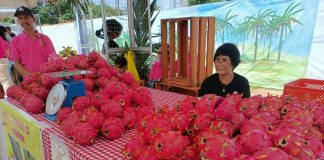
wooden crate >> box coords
[160,17,215,95]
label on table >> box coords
[0,100,44,160]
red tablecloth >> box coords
[8,88,187,160]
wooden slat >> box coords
[177,21,183,76]
[206,17,216,76]
[169,21,176,78]
[181,21,188,77]
[161,20,168,82]
[190,18,199,87]
[198,17,207,86]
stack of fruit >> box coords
[123,94,323,160]
[6,52,154,145]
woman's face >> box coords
[214,55,234,76]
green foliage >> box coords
[0,17,15,24]
[90,3,120,18]
[133,0,159,81]
[59,46,77,57]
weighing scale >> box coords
[44,70,90,122]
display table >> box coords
[1,88,187,160]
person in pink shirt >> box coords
[9,6,56,78]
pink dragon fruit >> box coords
[60,111,82,136]
[137,146,158,160]
[84,67,97,79]
[240,118,269,134]
[153,131,189,159]
[97,68,112,79]
[104,81,125,96]
[305,136,323,158]
[24,96,45,113]
[85,90,94,98]
[237,98,259,119]
[137,114,172,143]
[77,58,90,70]
[263,95,285,110]
[19,92,34,106]
[254,112,278,125]
[230,111,246,130]
[182,96,199,106]
[293,147,316,160]
[121,72,135,85]
[133,87,153,107]
[210,119,234,137]
[214,98,237,121]
[90,92,109,110]
[95,77,109,89]
[101,117,124,140]
[72,96,90,111]
[199,135,241,160]
[195,99,215,114]
[101,99,123,118]
[80,107,105,129]
[122,107,138,129]
[252,147,289,160]
[32,86,49,100]
[181,145,200,160]
[94,58,108,69]
[6,85,24,100]
[173,101,194,113]
[87,51,101,63]
[170,112,191,133]
[73,74,83,80]
[65,55,81,67]
[56,107,73,124]
[112,94,131,108]
[70,122,98,145]
[272,128,307,157]
[136,106,155,119]
[194,128,220,149]
[193,113,213,132]
[237,129,273,155]
[304,100,324,126]
[123,135,145,160]
[233,154,256,160]
[82,78,94,91]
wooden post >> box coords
[161,19,168,82]
[190,18,199,87]
[170,21,176,77]
[206,17,215,76]
[198,17,207,86]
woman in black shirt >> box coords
[199,43,250,98]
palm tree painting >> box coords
[273,3,304,62]
[215,9,238,44]
[246,9,274,64]
[234,18,251,56]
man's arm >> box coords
[13,60,31,76]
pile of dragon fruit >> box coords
[6,52,154,145]
[123,94,323,160]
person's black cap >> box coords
[14,6,33,17]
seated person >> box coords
[198,43,250,98]
[95,19,123,54]
[114,55,128,74]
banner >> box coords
[152,0,319,89]
[0,100,43,160]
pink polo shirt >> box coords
[9,31,56,72]
[0,38,9,58]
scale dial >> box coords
[46,83,66,115]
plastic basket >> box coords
[283,78,324,104]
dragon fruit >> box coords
[24,96,45,113]
[82,78,94,91]
[80,107,105,129]
[19,92,34,106]
[121,72,135,85]
[237,129,273,155]
[87,51,101,63]
[214,98,237,121]
[272,128,307,156]
[84,67,97,79]
[101,99,123,118]
[70,122,98,145]
[137,114,172,143]
[137,146,158,160]
[97,68,112,79]
[193,113,213,132]
[240,118,269,134]
[104,81,126,96]
[101,117,124,140]
[237,98,259,119]
[293,147,316,160]
[252,147,289,160]
[182,96,199,106]
[95,77,109,89]
[6,85,24,100]
[181,145,200,160]
[56,107,73,124]
[133,87,153,107]
[77,58,90,70]
[32,86,49,100]
[170,112,191,133]
[304,136,323,158]
[199,135,241,160]
[230,111,246,130]
[113,94,130,108]
[123,135,144,160]
[173,101,194,113]
[210,119,233,137]
[194,128,219,149]
[153,131,189,159]
[234,154,256,160]
[60,111,82,136]
[94,58,108,69]
[195,99,215,114]
[90,92,109,110]
[122,107,138,129]
[72,96,90,111]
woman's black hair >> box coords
[114,55,128,68]
[0,26,7,41]
[95,19,123,39]
[214,43,241,69]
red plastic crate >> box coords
[283,78,324,104]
